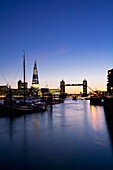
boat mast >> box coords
[23,50,25,104]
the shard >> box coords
[32,61,39,89]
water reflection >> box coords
[0,99,113,169]
[32,115,39,135]
[90,105,103,132]
[90,105,108,147]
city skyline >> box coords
[0,0,112,93]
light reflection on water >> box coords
[0,98,113,170]
[90,105,103,132]
[90,105,107,147]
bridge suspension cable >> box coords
[87,86,94,92]
[2,73,8,85]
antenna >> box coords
[22,50,26,104]
[22,50,25,84]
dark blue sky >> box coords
[0,0,113,93]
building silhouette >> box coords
[107,69,113,95]
[31,61,39,90]
[18,80,28,89]
[0,85,8,96]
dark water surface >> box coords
[0,98,113,170]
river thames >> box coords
[0,98,113,170]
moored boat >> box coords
[90,96,104,105]
[31,101,48,111]
[52,99,64,104]
[72,96,77,100]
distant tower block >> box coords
[32,61,39,89]
[60,79,65,95]
[83,79,87,96]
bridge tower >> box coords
[83,79,87,96]
[60,79,65,95]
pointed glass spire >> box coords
[32,61,39,89]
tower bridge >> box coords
[60,79,87,97]
[65,83,83,86]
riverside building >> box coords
[107,69,113,95]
